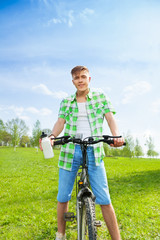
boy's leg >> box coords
[57,201,69,235]
[56,145,82,235]
[101,204,121,240]
[87,147,121,239]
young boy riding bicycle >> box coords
[40,65,124,240]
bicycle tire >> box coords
[78,196,97,240]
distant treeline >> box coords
[0,118,159,158]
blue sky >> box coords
[0,0,160,154]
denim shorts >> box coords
[57,145,111,205]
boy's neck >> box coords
[76,89,89,102]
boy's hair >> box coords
[71,66,89,76]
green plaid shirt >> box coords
[58,90,116,171]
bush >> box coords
[20,143,26,147]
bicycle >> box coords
[53,135,125,240]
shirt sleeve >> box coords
[58,99,66,119]
[101,93,116,115]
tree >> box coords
[20,135,30,147]
[1,131,12,146]
[134,138,144,158]
[0,119,5,141]
[145,136,158,158]
[103,143,111,156]
[32,120,42,147]
[6,118,29,146]
[121,132,134,158]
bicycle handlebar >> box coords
[52,135,126,146]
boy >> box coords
[41,66,124,240]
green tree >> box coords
[111,148,122,157]
[0,119,5,144]
[134,138,144,158]
[145,136,158,158]
[32,120,41,147]
[6,118,29,146]
[1,131,12,145]
[151,150,159,158]
[121,132,134,158]
[103,143,111,156]
[20,135,30,147]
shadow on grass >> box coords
[109,169,160,194]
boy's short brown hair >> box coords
[71,66,89,76]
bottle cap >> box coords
[41,132,47,138]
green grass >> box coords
[0,148,160,239]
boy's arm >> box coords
[39,118,65,150]
[49,118,65,146]
[50,118,66,138]
[105,112,124,147]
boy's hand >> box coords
[39,138,43,151]
[110,137,125,147]
[49,136,55,147]
[39,136,55,151]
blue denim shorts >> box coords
[57,145,111,205]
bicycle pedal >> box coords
[94,220,102,227]
[64,212,75,222]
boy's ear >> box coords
[89,77,91,82]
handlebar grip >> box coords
[104,139,114,145]
[104,139,126,146]
[54,140,63,145]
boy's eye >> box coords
[81,75,87,79]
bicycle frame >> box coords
[76,144,95,200]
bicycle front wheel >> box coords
[77,197,97,240]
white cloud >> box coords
[47,10,74,28]
[52,91,69,99]
[0,105,53,119]
[122,81,151,104]
[48,18,62,25]
[68,10,74,27]
[79,8,95,20]
[151,98,160,113]
[32,84,68,99]
[91,87,105,93]
[9,106,24,117]
[26,107,39,114]
[32,84,53,96]
[41,108,52,116]
[47,8,94,27]
[19,115,30,121]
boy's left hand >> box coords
[110,137,125,147]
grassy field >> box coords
[0,147,160,240]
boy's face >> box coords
[72,70,91,92]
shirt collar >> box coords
[70,89,92,102]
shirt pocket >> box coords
[65,107,78,123]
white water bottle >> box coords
[41,132,54,159]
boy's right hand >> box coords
[39,136,55,151]
[49,136,55,147]
[39,138,43,151]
